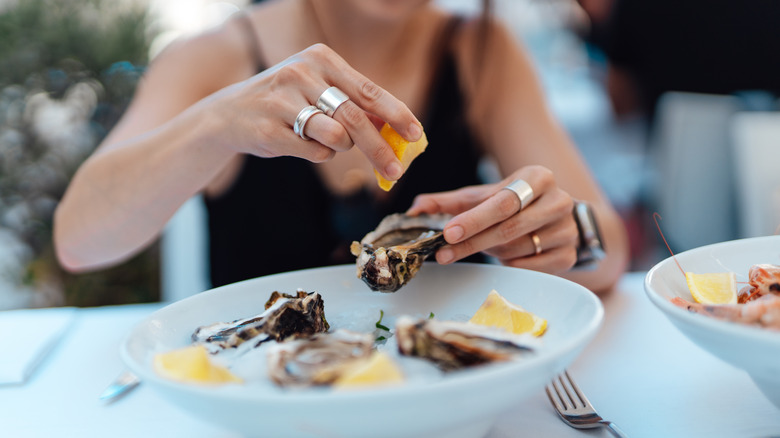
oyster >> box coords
[266,329,374,387]
[350,213,451,292]
[395,316,538,371]
[192,290,329,353]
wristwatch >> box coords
[572,201,606,269]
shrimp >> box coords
[748,264,780,297]
[671,294,780,330]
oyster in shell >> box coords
[350,213,451,292]
[395,316,538,371]
[192,290,329,354]
[267,329,374,387]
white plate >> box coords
[644,236,780,409]
[122,263,603,438]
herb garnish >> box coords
[375,309,390,331]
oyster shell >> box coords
[350,213,451,292]
[266,329,374,387]
[192,290,329,353]
[395,316,538,371]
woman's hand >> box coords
[407,165,579,274]
[206,43,421,181]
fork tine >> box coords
[545,382,566,413]
[557,373,580,409]
[563,370,590,408]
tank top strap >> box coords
[235,11,267,73]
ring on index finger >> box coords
[502,179,534,211]
[316,86,349,117]
[293,105,324,140]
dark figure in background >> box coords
[581,0,780,120]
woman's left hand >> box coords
[406,165,579,274]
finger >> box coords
[329,99,402,180]
[274,120,338,163]
[435,205,542,265]
[317,47,422,142]
[437,188,574,263]
[441,186,531,245]
[442,169,554,244]
[407,186,493,216]
[502,246,578,274]
[302,113,353,152]
[483,219,579,260]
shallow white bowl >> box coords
[644,236,780,409]
[122,263,603,438]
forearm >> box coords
[54,103,236,272]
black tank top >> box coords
[205,16,484,288]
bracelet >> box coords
[572,201,606,270]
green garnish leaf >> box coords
[375,309,390,331]
[376,336,387,342]
[429,312,435,319]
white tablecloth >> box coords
[3,273,779,438]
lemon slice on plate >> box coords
[333,351,404,389]
[154,345,242,384]
[685,272,737,305]
[374,122,428,191]
[469,289,547,336]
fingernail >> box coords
[437,248,454,264]
[444,226,464,243]
[385,161,402,180]
[408,123,422,141]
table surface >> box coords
[3,272,780,438]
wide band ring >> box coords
[293,105,323,140]
[530,232,543,255]
[503,179,534,211]
[316,86,349,117]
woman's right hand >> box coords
[205,43,422,182]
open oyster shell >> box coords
[266,329,374,387]
[192,290,329,354]
[350,213,451,292]
[395,316,538,371]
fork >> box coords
[98,370,141,404]
[545,370,629,438]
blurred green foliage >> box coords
[0,0,161,307]
[0,0,150,87]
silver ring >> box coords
[293,105,323,140]
[530,232,542,255]
[503,179,534,210]
[316,86,349,117]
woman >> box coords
[54,0,628,293]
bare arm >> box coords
[54,18,422,272]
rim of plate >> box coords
[120,263,604,403]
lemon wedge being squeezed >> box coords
[685,272,737,305]
[469,289,547,336]
[374,122,428,191]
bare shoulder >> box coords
[143,11,263,97]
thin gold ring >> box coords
[530,232,542,255]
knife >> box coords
[99,370,141,403]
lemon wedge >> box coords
[469,289,547,336]
[374,122,428,191]
[685,272,737,305]
[333,351,404,389]
[153,345,242,384]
